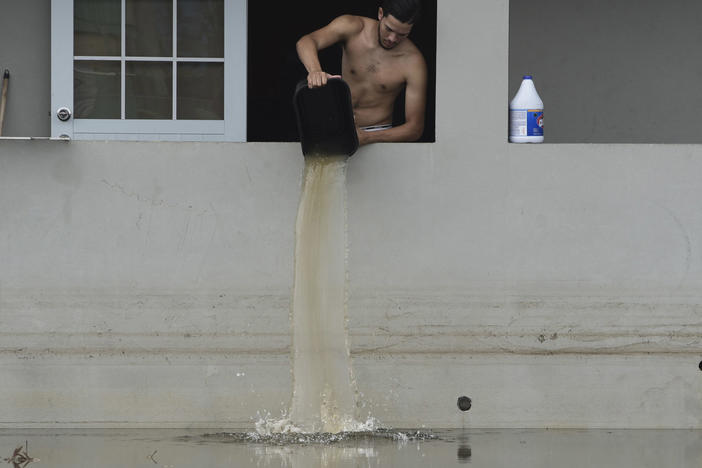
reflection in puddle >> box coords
[179,429,437,468]
[3,441,39,468]
[252,444,379,468]
[456,429,472,464]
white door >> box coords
[51,0,246,141]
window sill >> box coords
[506,141,702,146]
[0,136,69,141]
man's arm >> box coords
[357,53,427,145]
[297,15,364,88]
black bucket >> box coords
[293,78,359,157]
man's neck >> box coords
[375,24,394,52]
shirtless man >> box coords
[296,0,427,145]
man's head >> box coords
[377,0,421,49]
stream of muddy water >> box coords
[287,155,360,433]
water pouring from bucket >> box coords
[276,78,362,433]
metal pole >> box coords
[0,69,9,136]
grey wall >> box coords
[510,0,702,143]
[0,0,701,429]
[0,0,51,137]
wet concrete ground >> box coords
[0,428,700,467]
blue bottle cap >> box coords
[523,75,533,79]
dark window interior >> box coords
[247,1,436,142]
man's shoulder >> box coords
[400,38,424,57]
[397,40,427,70]
[331,14,367,35]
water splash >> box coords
[197,424,437,446]
[254,413,384,439]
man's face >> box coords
[377,8,413,50]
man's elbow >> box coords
[407,122,424,141]
[296,35,315,55]
[295,36,307,55]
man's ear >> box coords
[378,7,384,21]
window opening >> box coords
[247,0,436,143]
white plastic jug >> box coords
[509,75,544,143]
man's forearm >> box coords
[358,122,424,145]
[296,36,323,73]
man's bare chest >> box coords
[342,46,406,94]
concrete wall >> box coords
[510,0,702,143]
[1,0,701,428]
[0,0,51,137]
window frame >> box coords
[51,0,246,142]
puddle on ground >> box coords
[1,428,700,468]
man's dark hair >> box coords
[381,0,422,24]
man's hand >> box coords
[307,72,341,88]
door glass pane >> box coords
[74,0,121,56]
[177,0,224,58]
[74,61,121,119]
[126,62,173,119]
[177,62,224,119]
[126,0,173,57]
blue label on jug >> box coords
[526,110,543,136]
